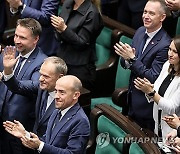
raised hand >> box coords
[3,46,19,75]
[3,120,26,138]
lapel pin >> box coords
[28,60,31,63]
[151,42,154,45]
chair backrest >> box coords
[95,27,112,66]
[87,104,161,154]
[95,115,127,154]
[92,26,121,97]
[176,17,180,35]
[115,36,132,89]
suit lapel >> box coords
[46,110,58,143]
[140,28,163,60]
[17,47,39,79]
[35,90,44,120]
[38,100,55,126]
[60,0,73,23]
[38,91,48,120]
[26,0,33,6]
[135,33,145,57]
[49,103,81,144]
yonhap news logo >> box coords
[96,132,110,148]
[96,132,161,148]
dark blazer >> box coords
[19,0,59,56]
[41,103,90,154]
[56,0,103,65]
[121,26,171,119]
[2,81,55,137]
[0,47,47,130]
[33,90,55,137]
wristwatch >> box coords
[129,57,137,64]
[147,90,156,98]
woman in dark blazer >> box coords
[51,0,103,91]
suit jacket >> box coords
[152,61,180,140]
[0,47,47,131]
[20,0,59,56]
[41,103,90,154]
[2,80,55,137]
[121,26,171,119]
[56,0,103,65]
[34,90,55,137]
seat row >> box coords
[87,104,161,154]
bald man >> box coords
[3,75,90,154]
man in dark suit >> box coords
[3,75,90,154]
[114,0,171,131]
[2,56,68,138]
[0,18,47,154]
[6,0,59,56]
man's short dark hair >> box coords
[17,18,42,37]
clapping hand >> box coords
[165,0,180,11]
[134,77,154,94]
[163,114,180,129]
[114,42,136,60]
[3,120,26,138]
[21,132,41,150]
[51,15,67,33]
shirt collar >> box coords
[145,26,162,39]
[19,47,35,59]
[61,105,73,118]
[48,91,55,99]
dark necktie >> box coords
[40,92,49,118]
[138,33,149,58]
[52,111,62,130]
[14,56,26,77]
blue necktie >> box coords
[40,92,49,118]
[138,33,149,58]
[52,111,62,130]
[14,56,26,77]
